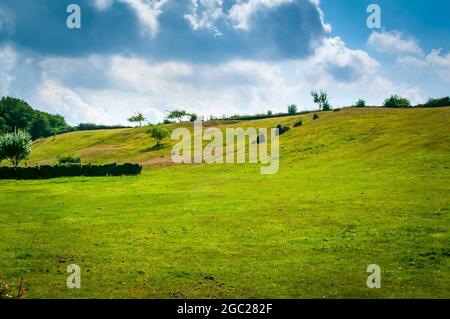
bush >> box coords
[256,133,266,144]
[383,95,411,108]
[355,99,366,107]
[189,113,198,122]
[0,163,142,180]
[275,124,290,136]
[420,96,450,108]
[57,154,81,165]
[293,119,303,127]
[313,113,319,120]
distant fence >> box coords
[0,163,142,180]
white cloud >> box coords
[368,30,423,55]
[93,0,114,10]
[398,49,450,83]
[184,0,224,36]
[7,35,424,125]
[227,0,331,32]
[0,45,16,96]
[300,37,379,84]
[118,0,167,37]
[38,80,109,124]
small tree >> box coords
[355,99,366,107]
[0,130,32,167]
[267,110,273,116]
[311,90,332,111]
[383,95,411,108]
[167,110,188,122]
[147,125,170,146]
[288,104,297,115]
[128,112,146,127]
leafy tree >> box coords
[383,95,411,108]
[0,96,69,139]
[311,90,332,111]
[288,104,297,115]
[30,112,52,139]
[167,110,188,122]
[355,99,366,108]
[189,113,199,122]
[267,110,273,116]
[0,130,32,166]
[147,125,170,146]
[127,112,146,127]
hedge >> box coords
[0,163,142,180]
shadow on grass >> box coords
[141,144,167,153]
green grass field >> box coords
[0,107,449,298]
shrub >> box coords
[256,133,266,144]
[322,102,332,111]
[355,99,366,107]
[313,113,319,120]
[57,154,81,165]
[421,96,450,108]
[287,104,297,115]
[383,95,411,108]
[189,113,198,122]
[0,130,32,166]
[276,124,290,136]
[293,119,303,127]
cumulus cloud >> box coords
[119,0,167,37]
[93,0,114,10]
[398,49,450,83]
[0,45,16,96]
[0,0,329,61]
[184,0,224,36]
[300,37,379,84]
[37,80,109,124]
[368,30,423,55]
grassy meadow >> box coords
[0,107,449,298]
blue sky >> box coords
[0,0,449,125]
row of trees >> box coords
[127,110,199,127]
[0,97,69,140]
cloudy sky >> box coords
[0,0,449,125]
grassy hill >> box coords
[0,107,449,298]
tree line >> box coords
[0,97,69,140]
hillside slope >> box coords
[28,107,450,168]
[0,107,448,298]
